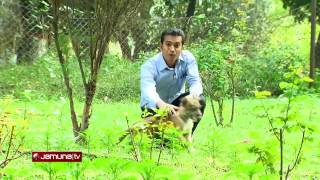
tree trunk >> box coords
[185,0,196,18]
[52,3,80,138]
[218,98,224,126]
[209,96,219,126]
[316,32,320,68]
[229,73,235,124]
[80,80,96,131]
[52,0,142,143]
[280,128,283,180]
[309,0,317,85]
[183,0,196,43]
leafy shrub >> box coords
[191,41,305,97]
[191,41,237,98]
[237,42,305,96]
[0,53,65,100]
[191,41,240,125]
[0,52,143,102]
[252,65,316,178]
[96,55,142,102]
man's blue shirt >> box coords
[140,50,203,109]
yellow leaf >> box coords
[254,91,271,99]
[301,76,314,83]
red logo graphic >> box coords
[32,152,82,162]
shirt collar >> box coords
[158,52,184,71]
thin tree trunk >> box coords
[183,0,196,44]
[315,32,320,68]
[280,128,283,180]
[309,0,317,86]
[230,84,235,124]
[209,96,219,126]
[285,130,305,179]
[218,99,224,126]
[185,0,196,18]
[51,0,142,142]
[80,81,96,131]
[228,69,235,124]
[79,32,111,132]
[52,1,79,137]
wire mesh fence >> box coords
[1,1,223,64]
[56,13,216,61]
[0,0,22,64]
[1,1,266,64]
[0,0,51,64]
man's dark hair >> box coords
[161,28,185,45]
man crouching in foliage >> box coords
[140,28,206,138]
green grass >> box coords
[1,96,319,179]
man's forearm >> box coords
[156,99,167,109]
[156,99,179,115]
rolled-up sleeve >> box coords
[186,54,203,96]
[140,62,161,108]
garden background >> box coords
[1,0,320,179]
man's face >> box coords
[160,35,183,66]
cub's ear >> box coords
[180,97,187,107]
[180,96,190,107]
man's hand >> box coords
[156,100,179,115]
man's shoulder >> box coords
[142,53,161,68]
[181,50,196,62]
[181,50,194,56]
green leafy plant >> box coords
[253,65,316,179]
[120,108,190,166]
[248,145,276,174]
[67,159,90,179]
[135,160,172,180]
[193,41,240,126]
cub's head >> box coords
[180,95,202,122]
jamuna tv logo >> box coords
[32,152,82,162]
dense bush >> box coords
[192,41,305,97]
[237,42,305,96]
